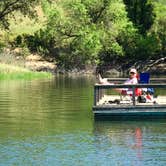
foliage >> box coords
[0,0,40,29]
[31,0,133,69]
[0,41,5,52]
[149,1,166,57]
[123,0,155,35]
[15,31,51,55]
[1,0,166,70]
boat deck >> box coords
[97,95,165,105]
[93,82,166,119]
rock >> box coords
[25,61,56,72]
[13,47,22,54]
[25,54,57,72]
[105,69,121,77]
[25,54,43,61]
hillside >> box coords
[0,0,166,76]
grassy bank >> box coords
[0,63,52,80]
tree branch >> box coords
[0,0,20,19]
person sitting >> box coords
[121,68,141,96]
[124,68,138,85]
[97,68,138,85]
[97,73,113,85]
[97,68,141,103]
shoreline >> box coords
[0,49,165,78]
[0,63,52,80]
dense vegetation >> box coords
[0,0,166,70]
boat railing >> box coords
[94,83,166,106]
[106,78,166,83]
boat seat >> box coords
[139,72,154,95]
[139,72,150,84]
[138,72,156,103]
[120,73,151,103]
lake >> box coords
[0,76,166,165]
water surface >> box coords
[0,76,166,165]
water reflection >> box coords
[134,127,143,160]
[0,76,94,139]
[0,76,166,165]
[93,120,166,165]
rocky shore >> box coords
[26,55,165,77]
[104,57,166,77]
[1,48,165,76]
[25,54,56,73]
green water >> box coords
[0,76,166,165]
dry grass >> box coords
[0,50,26,67]
[0,63,29,73]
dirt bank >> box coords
[1,48,165,76]
[25,54,57,73]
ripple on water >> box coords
[0,78,166,166]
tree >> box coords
[15,0,165,70]
[37,0,134,69]
[123,0,155,35]
[148,1,166,57]
[0,0,40,28]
